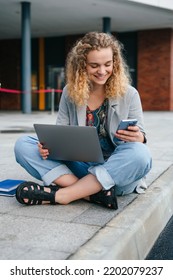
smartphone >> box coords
[116,119,138,131]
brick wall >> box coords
[170,30,173,110]
[138,29,173,111]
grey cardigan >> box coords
[56,85,145,146]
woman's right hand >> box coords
[38,142,49,160]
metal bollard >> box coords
[51,88,55,115]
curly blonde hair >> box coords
[66,31,131,106]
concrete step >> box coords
[69,165,173,259]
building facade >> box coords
[0,0,173,111]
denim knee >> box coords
[132,142,152,172]
[14,135,28,162]
[14,135,38,163]
[103,142,152,188]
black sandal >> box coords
[90,186,118,209]
[16,181,59,205]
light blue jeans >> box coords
[14,135,152,196]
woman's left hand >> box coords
[115,125,145,143]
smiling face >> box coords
[86,47,113,88]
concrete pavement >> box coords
[0,110,173,260]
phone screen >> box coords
[117,119,137,131]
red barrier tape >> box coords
[0,88,21,94]
[0,88,62,94]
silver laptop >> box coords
[34,124,104,163]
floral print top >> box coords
[86,99,114,160]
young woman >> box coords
[14,32,152,209]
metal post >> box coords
[103,17,111,34]
[21,2,31,113]
[51,89,55,115]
